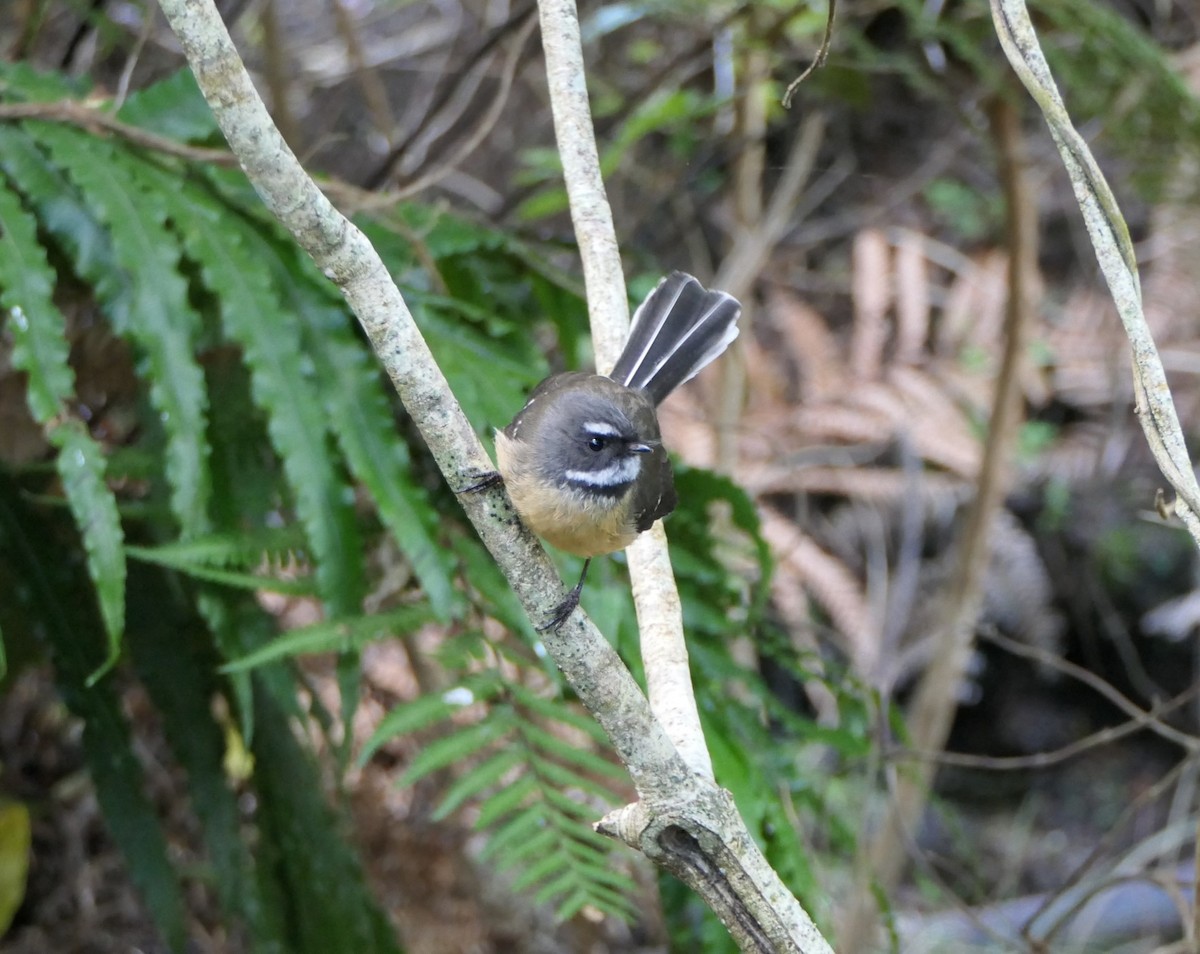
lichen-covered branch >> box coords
[537,0,713,779]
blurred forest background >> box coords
[2,0,1200,951]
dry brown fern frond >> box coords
[738,464,967,502]
[766,288,845,403]
[762,507,881,678]
[886,366,983,476]
[850,228,892,381]
[936,248,1007,359]
[807,498,1061,690]
[984,508,1065,664]
[736,234,1003,672]
[755,235,1010,485]
[1043,287,1131,411]
[893,233,931,365]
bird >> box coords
[470,272,741,629]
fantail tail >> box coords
[608,272,742,405]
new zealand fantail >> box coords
[475,272,741,627]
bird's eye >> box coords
[587,436,605,451]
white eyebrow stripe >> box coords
[582,420,622,438]
[564,456,642,487]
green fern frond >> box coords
[366,680,637,922]
[0,61,83,102]
[149,167,367,618]
[0,183,73,421]
[477,776,542,831]
[125,524,308,573]
[240,229,460,621]
[0,179,125,677]
[357,669,506,764]
[433,748,524,819]
[115,68,221,143]
[222,605,434,672]
[401,713,516,783]
[125,547,314,597]
[30,123,213,539]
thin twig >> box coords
[388,10,537,201]
[329,0,396,142]
[113,2,157,110]
[366,2,537,190]
[781,0,836,108]
[0,100,237,164]
[536,0,713,776]
[1029,758,1194,947]
[898,678,1200,771]
[981,629,1198,751]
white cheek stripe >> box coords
[582,420,622,438]
[564,455,642,487]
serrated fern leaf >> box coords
[0,182,73,420]
[526,753,623,803]
[125,525,315,596]
[477,775,542,831]
[554,887,601,923]
[287,295,459,620]
[126,546,315,596]
[400,713,515,785]
[433,747,524,820]
[509,684,612,742]
[53,426,126,682]
[565,851,640,891]
[31,123,213,540]
[152,172,365,618]
[0,180,125,674]
[488,820,556,867]
[230,223,458,619]
[0,62,82,101]
[540,784,607,822]
[517,721,627,782]
[0,126,128,326]
[221,606,433,672]
[123,525,308,572]
[116,68,220,143]
[511,848,573,892]
[357,669,505,765]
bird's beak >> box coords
[627,442,653,454]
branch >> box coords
[157,0,832,949]
[991,0,1200,549]
[536,0,712,777]
[0,100,238,165]
[536,3,833,950]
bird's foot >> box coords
[537,581,583,633]
[459,471,503,494]
[536,559,591,632]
